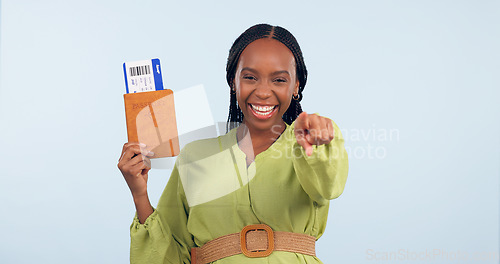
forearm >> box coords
[291,119,349,203]
[133,193,154,224]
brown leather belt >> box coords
[191,224,316,264]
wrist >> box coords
[132,191,149,203]
[132,191,154,224]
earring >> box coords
[292,93,299,100]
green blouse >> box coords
[130,120,349,264]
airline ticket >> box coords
[123,58,164,93]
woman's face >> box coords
[234,38,299,132]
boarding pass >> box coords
[123,58,164,93]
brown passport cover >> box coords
[123,89,180,158]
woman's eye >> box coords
[274,78,287,83]
[243,76,256,80]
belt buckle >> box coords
[240,224,274,258]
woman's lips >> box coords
[248,103,278,119]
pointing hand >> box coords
[294,112,334,156]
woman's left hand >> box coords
[294,112,334,156]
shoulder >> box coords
[180,137,220,155]
[177,129,236,165]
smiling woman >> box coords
[118,24,349,264]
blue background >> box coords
[0,0,498,263]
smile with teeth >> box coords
[249,104,278,117]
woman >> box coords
[118,24,349,264]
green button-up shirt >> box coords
[130,120,349,264]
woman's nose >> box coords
[254,81,272,99]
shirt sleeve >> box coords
[290,118,349,205]
[130,163,193,264]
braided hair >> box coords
[226,24,308,132]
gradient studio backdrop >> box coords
[0,1,499,263]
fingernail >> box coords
[148,151,155,156]
[307,149,313,156]
[139,143,147,147]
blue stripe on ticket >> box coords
[123,63,130,93]
[152,58,164,91]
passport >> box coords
[123,59,179,158]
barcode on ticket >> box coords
[129,65,151,77]
[123,58,164,93]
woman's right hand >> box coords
[118,142,154,198]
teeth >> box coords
[251,104,275,113]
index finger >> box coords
[296,133,313,156]
[119,143,149,162]
[294,112,310,132]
